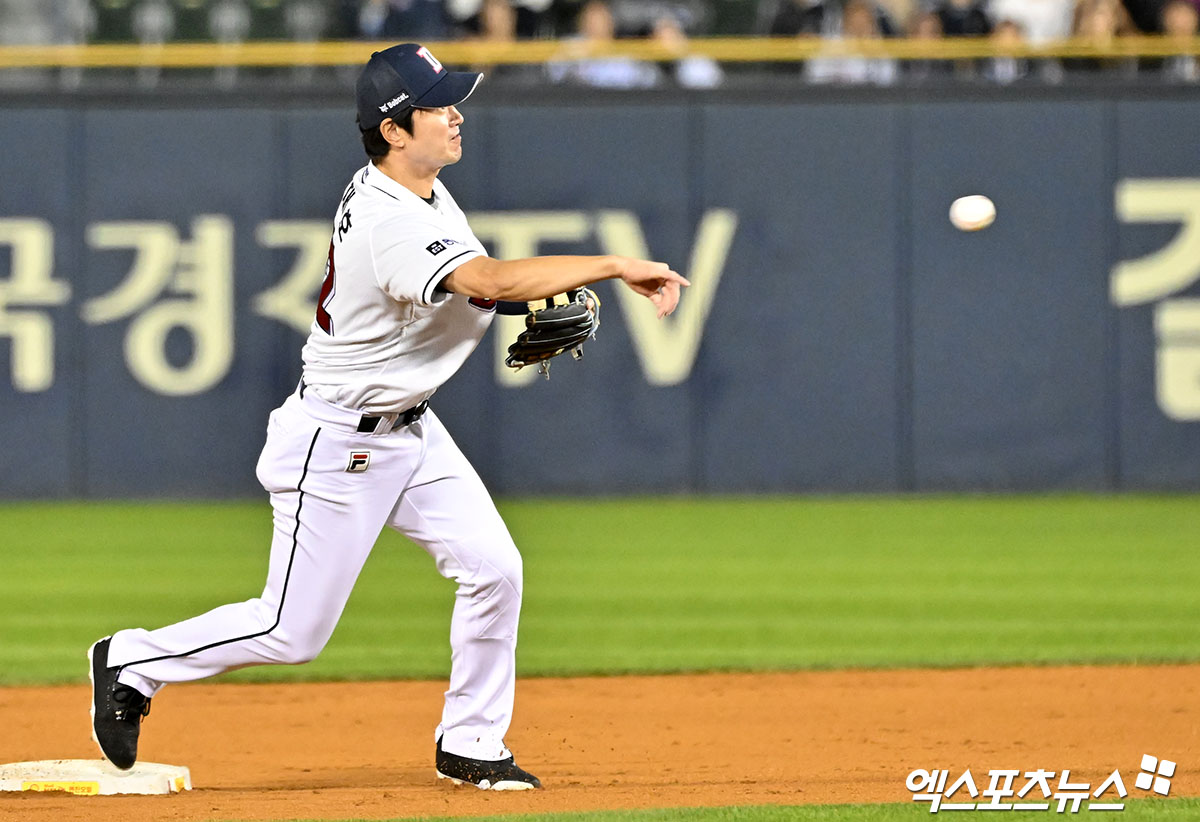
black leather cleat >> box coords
[88,637,151,770]
[435,736,542,790]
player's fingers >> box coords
[663,269,690,288]
[661,283,681,317]
[650,283,680,318]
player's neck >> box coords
[375,155,438,200]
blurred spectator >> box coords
[547,0,661,88]
[1063,0,1138,76]
[935,0,992,36]
[804,0,899,83]
[0,0,94,88]
[285,0,328,41]
[211,0,251,43]
[1163,0,1199,35]
[478,0,518,42]
[463,0,543,83]
[0,0,95,45]
[988,0,1073,43]
[768,0,900,37]
[131,0,174,44]
[0,0,51,44]
[615,0,712,36]
[903,9,954,81]
[210,0,251,87]
[651,11,724,87]
[357,0,449,39]
[449,0,552,38]
[447,0,484,26]
[1161,0,1200,80]
[448,0,489,36]
[510,0,556,37]
[283,1,329,84]
[124,0,173,86]
[982,18,1028,83]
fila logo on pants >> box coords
[346,451,371,473]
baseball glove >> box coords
[505,288,600,377]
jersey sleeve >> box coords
[370,217,485,307]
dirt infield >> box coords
[1,665,1197,821]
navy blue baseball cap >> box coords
[356,44,483,131]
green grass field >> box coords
[3,496,1198,821]
[1,495,1198,685]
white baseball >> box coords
[949,195,996,232]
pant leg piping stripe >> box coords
[117,428,322,673]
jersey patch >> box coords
[468,297,497,312]
[346,451,371,473]
[426,241,446,255]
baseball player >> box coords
[87,42,689,791]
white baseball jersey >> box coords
[301,162,493,414]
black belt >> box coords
[299,380,428,433]
[356,400,429,433]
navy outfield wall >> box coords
[1,88,1199,498]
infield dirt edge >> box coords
[1,664,1197,821]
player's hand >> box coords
[616,258,689,318]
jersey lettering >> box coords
[336,184,356,243]
[316,240,336,334]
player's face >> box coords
[407,105,465,170]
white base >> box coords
[0,760,191,795]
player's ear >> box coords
[380,119,406,151]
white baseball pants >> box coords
[107,389,523,761]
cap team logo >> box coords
[416,46,443,73]
[346,451,371,473]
